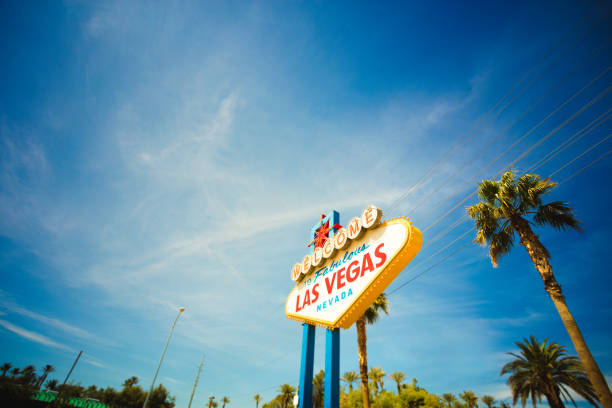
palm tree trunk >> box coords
[356,317,371,408]
[544,387,564,408]
[513,216,612,408]
[396,383,401,396]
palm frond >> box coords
[488,224,515,267]
[468,203,500,246]
[363,293,389,324]
[467,202,488,218]
[517,174,556,212]
[534,201,582,232]
[517,174,541,210]
[478,180,500,206]
[498,170,518,214]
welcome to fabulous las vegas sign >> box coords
[285,205,422,329]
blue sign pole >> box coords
[324,328,340,408]
[296,209,340,408]
[320,211,341,408]
[298,323,315,408]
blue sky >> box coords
[1,0,611,407]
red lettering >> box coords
[325,272,337,294]
[302,289,311,308]
[295,294,302,312]
[361,252,374,275]
[337,267,346,289]
[311,283,320,303]
[375,243,387,267]
[346,261,360,282]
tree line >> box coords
[0,364,174,408]
[257,334,597,408]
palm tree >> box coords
[368,367,382,396]
[254,394,262,408]
[20,365,36,384]
[369,367,385,395]
[207,396,217,408]
[10,367,20,377]
[442,393,457,408]
[313,370,325,408]
[356,293,389,408]
[222,396,230,408]
[36,364,54,388]
[480,395,495,408]
[1,362,11,376]
[388,372,405,395]
[459,391,478,408]
[341,371,359,393]
[46,379,59,390]
[468,169,612,408]
[122,376,139,387]
[501,335,598,408]
[278,384,296,408]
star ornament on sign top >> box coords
[307,213,343,249]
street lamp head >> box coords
[179,307,185,313]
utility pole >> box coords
[63,350,83,385]
[187,354,205,408]
[143,307,185,408]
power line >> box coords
[419,62,611,220]
[387,9,612,214]
[506,84,612,168]
[527,108,612,172]
[400,227,475,278]
[558,147,612,185]
[422,215,469,250]
[388,241,474,296]
[406,41,612,215]
[421,78,612,233]
[389,128,612,295]
[406,111,611,267]
[551,135,612,179]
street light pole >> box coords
[143,307,185,408]
[187,354,205,408]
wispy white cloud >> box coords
[0,122,51,236]
[82,357,107,369]
[161,376,183,385]
[0,317,107,368]
[0,291,118,348]
[0,319,73,352]
[0,300,90,340]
